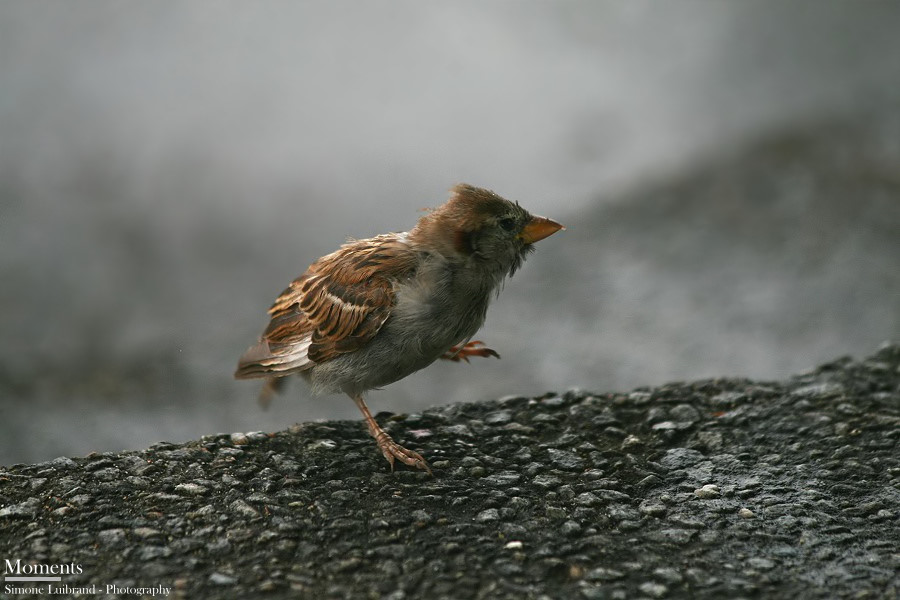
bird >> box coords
[234,184,563,473]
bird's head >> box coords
[410,183,564,277]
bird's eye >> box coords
[498,217,517,232]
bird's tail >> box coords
[234,338,311,408]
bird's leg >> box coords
[441,340,500,363]
[350,394,432,475]
[258,377,286,409]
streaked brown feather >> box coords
[235,234,418,378]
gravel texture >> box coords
[1,344,898,599]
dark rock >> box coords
[1,346,898,598]
[660,448,706,470]
[547,448,585,471]
[0,498,40,518]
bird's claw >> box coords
[377,437,432,475]
[441,340,500,363]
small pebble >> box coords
[586,567,625,581]
[639,501,668,517]
[475,508,499,522]
[307,439,337,450]
[695,484,721,499]
[653,567,683,583]
[230,499,259,518]
[622,434,643,448]
[747,557,775,571]
[175,483,207,496]
[575,492,601,507]
[97,528,127,546]
[547,448,584,470]
[132,527,163,539]
[561,520,582,536]
[628,392,652,405]
[652,421,679,431]
[639,582,668,598]
[209,572,237,585]
[485,410,513,425]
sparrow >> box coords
[234,184,563,473]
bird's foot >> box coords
[351,394,432,475]
[373,430,432,475]
[441,340,500,363]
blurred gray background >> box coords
[2,2,899,465]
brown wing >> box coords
[234,234,418,379]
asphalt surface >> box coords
[1,343,898,599]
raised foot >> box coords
[441,340,500,363]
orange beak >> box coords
[518,215,564,244]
